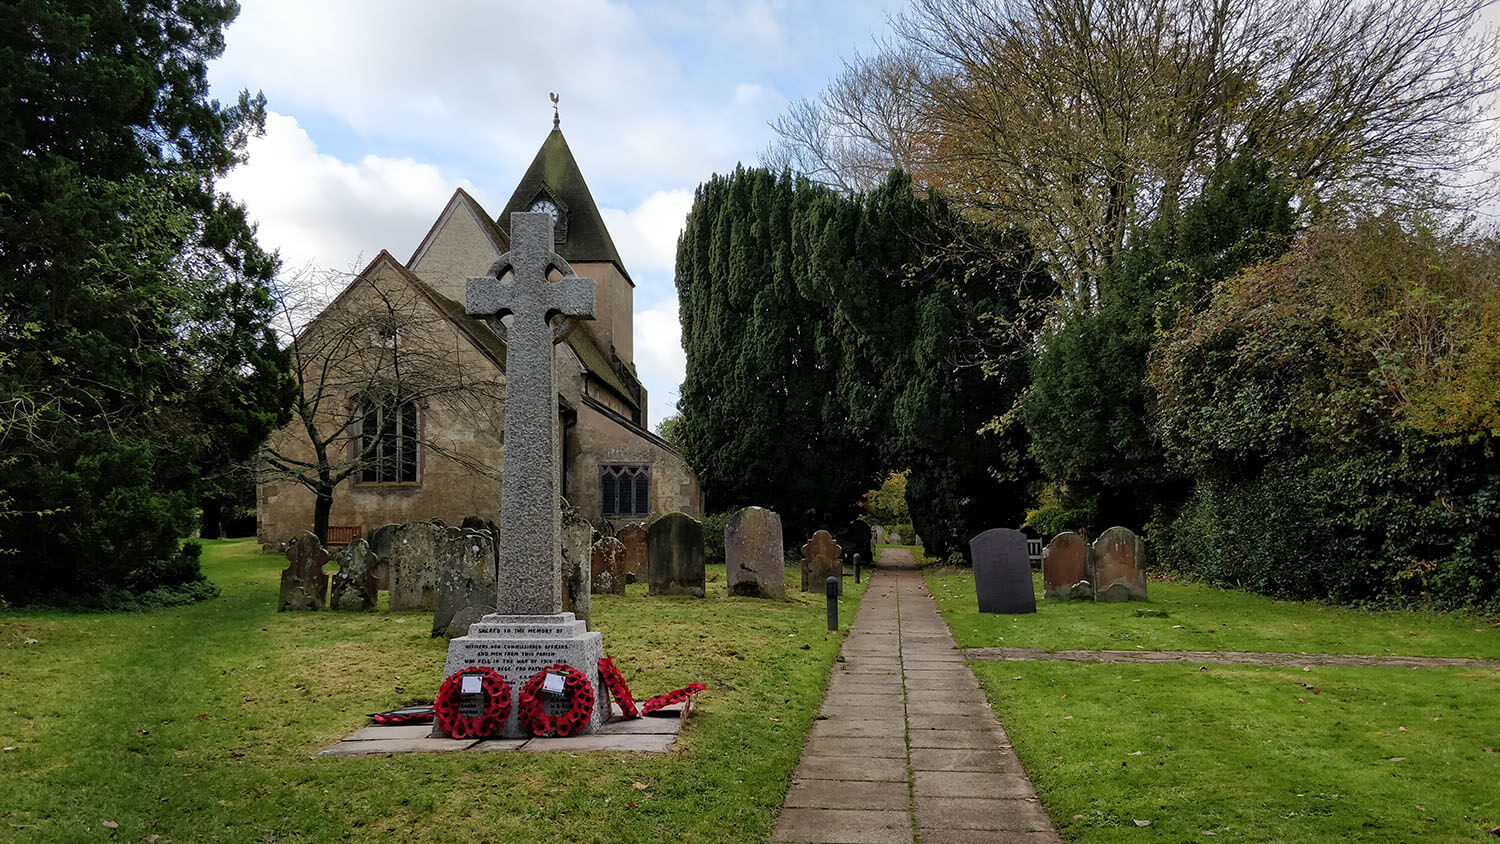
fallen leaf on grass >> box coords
[102,821,118,829]
[1399,726,1408,732]
[1390,757,1407,762]
[1484,747,1495,753]
[147,836,159,843]
[1134,819,1152,827]
[1203,832,1217,836]
[633,781,648,790]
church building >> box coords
[256,124,701,547]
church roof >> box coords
[497,128,631,284]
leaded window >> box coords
[600,465,650,517]
[359,398,419,483]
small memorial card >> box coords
[460,674,484,695]
[542,671,567,696]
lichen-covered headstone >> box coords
[278,531,328,611]
[725,506,785,599]
[431,527,498,637]
[330,538,378,611]
[384,521,450,611]
[647,512,705,597]
[1092,526,1148,602]
[617,523,647,584]
[970,528,1036,614]
[560,499,595,623]
[1041,532,1091,600]
[590,536,628,595]
[800,530,842,593]
[366,523,399,591]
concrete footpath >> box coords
[773,550,1061,844]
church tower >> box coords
[496,126,635,373]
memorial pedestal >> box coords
[441,612,609,738]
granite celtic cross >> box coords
[467,212,595,615]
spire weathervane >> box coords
[550,92,560,129]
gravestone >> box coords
[840,519,873,572]
[442,211,610,738]
[800,530,842,593]
[617,523,647,583]
[889,530,903,546]
[381,521,452,611]
[278,531,328,611]
[560,499,595,624]
[1041,532,1091,600]
[725,506,785,599]
[330,538,378,611]
[1092,526,1148,602]
[590,536,628,595]
[431,526,498,638]
[970,528,1036,614]
[366,523,399,591]
[871,524,886,546]
[647,512,706,597]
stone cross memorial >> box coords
[970,527,1036,614]
[441,212,610,737]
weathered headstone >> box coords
[431,527,498,637]
[1041,532,1091,600]
[278,531,328,611]
[383,521,450,611]
[560,499,594,624]
[442,212,609,738]
[647,512,706,597]
[617,523,647,584]
[366,523,399,591]
[970,528,1036,614]
[330,538,378,611]
[889,530,903,546]
[800,530,842,593]
[725,506,785,599]
[871,524,886,547]
[590,536,628,595]
[1092,526,1147,602]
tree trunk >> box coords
[313,489,333,547]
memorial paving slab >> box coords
[316,702,687,756]
[773,549,1061,844]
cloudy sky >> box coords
[208,0,904,428]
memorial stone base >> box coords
[440,612,609,739]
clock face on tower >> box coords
[528,198,559,223]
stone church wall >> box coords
[566,398,702,525]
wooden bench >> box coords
[326,525,363,548]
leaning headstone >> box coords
[970,528,1036,614]
[647,512,706,597]
[1041,532,1091,600]
[725,506,785,599]
[800,530,842,593]
[560,499,595,624]
[442,211,610,738]
[617,523,648,584]
[431,527,498,638]
[330,538,378,611]
[1092,526,1148,602]
[278,531,328,611]
[590,536,628,595]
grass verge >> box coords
[926,568,1500,659]
[0,539,862,843]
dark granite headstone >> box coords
[970,528,1036,614]
[590,536,628,595]
[800,530,842,593]
[617,523,647,584]
[647,512,705,597]
[725,506,785,599]
[1041,532,1090,600]
[329,538,378,611]
[1092,526,1147,602]
[278,531,328,611]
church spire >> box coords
[549,92,560,130]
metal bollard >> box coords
[854,553,862,583]
[826,576,839,631]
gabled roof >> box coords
[497,128,631,284]
[406,187,509,269]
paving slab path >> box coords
[773,549,1060,844]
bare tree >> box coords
[768,0,1500,303]
[255,262,505,544]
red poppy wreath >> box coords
[597,656,638,719]
[518,663,596,738]
[638,683,708,716]
[433,666,511,739]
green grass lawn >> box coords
[926,567,1500,842]
[0,539,862,844]
[926,568,1500,659]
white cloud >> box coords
[600,190,695,278]
[634,297,686,428]
[221,112,495,274]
